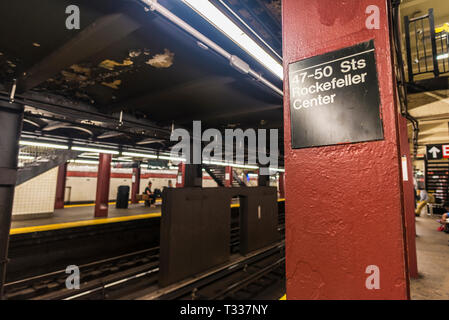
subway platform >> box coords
[410,215,449,300]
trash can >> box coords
[116,186,129,209]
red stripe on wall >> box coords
[67,171,177,179]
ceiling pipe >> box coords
[392,1,419,157]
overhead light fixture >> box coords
[269,168,285,173]
[19,140,69,150]
[159,155,187,162]
[203,159,259,170]
[437,53,449,60]
[122,151,158,159]
[72,146,119,155]
[69,159,99,165]
[116,157,134,162]
[18,155,35,160]
[182,0,283,80]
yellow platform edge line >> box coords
[12,199,285,235]
[65,198,283,208]
[64,199,160,208]
[279,294,286,300]
[10,213,161,235]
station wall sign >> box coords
[426,144,449,160]
[288,40,384,149]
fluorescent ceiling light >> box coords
[19,140,68,150]
[437,53,449,60]
[72,146,119,155]
[159,155,187,162]
[182,0,283,80]
[269,168,285,173]
[18,155,35,160]
[69,159,99,165]
[203,159,259,170]
[230,163,259,170]
[122,151,158,159]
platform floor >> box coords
[11,203,161,229]
[410,215,449,300]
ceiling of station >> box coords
[0,0,283,159]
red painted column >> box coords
[398,116,418,278]
[283,0,409,299]
[278,172,285,198]
[54,163,68,209]
[94,153,111,218]
[131,166,141,204]
[224,166,232,187]
[176,162,186,188]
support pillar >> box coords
[176,162,202,188]
[54,163,68,209]
[224,166,232,187]
[398,115,418,278]
[283,0,409,299]
[278,172,285,199]
[176,162,186,188]
[94,153,111,218]
[258,169,269,187]
[131,165,141,204]
[0,101,24,299]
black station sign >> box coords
[288,40,384,149]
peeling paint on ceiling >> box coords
[145,49,174,68]
[99,58,133,70]
[101,79,122,89]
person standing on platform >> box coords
[168,180,173,188]
[415,189,429,216]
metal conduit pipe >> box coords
[140,0,284,97]
[392,1,419,156]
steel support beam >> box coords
[94,153,112,217]
[54,163,68,209]
[257,170,269,187]
[0,101,24,299]
[17,13,140,93]
[176,162,202,188]
[278,172,285,198]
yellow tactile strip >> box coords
[11,199,285,235]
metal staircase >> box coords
[232,170,247,187]
[16,148,81,186]
[203,165,248,187]
[404,8,449,83]
[203,165,225,187]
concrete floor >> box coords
[10,203,161,229]
[410,214,449,300]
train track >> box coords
[145,241,285,301]
[5,219,285,300]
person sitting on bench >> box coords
[144,181,156,207]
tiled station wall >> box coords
[11,164,267,217]
[12,167,58,218]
